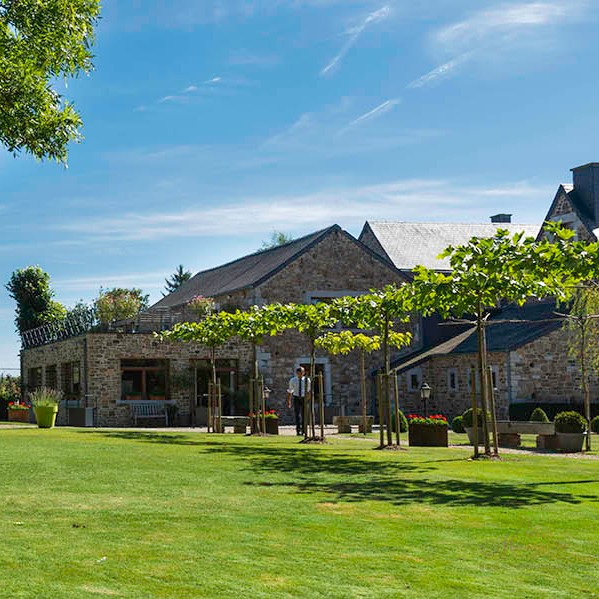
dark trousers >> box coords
[293,396,305,434]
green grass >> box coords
[1,429,599,598]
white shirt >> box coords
[287,375,311,397]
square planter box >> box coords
[265,419,279,435]
[8,409,30,423]
[409,423,448,447]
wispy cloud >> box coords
[54,272,167,294]
[411,1,588,88]
[321,4,391,77]
[145,76,228,109]
[407,54,470,89]
[56,179,550,242]
[344,98,401,129]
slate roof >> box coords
[151,224,401,310]
[360,221,541,271]
[391,300,562,373]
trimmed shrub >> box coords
[591,415,599,434]
[529,407,550,423]
[451,415,465,433]
[461,408,491,428]
[554,411,587,434]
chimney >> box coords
[571,163,599,223]
[490,213,512,224]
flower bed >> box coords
[7,402,30,423]
[407,414,448,447]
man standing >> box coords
[287,366,310,436]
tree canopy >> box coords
[0,0,101,163]
[6,266,65,334]
[94,288,149,326]
[164,265,192,296]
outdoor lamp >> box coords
[420,382,431,417]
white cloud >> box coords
[56,179,551,242]
[321,4,391,76]
[344,98,401,129]
[54,272,167,294]
[411,1,589,88]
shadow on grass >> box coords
[79,430,204,446]
[78,431,599,509]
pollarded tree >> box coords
[226,304,292,433]
[329,286,413,447]
[316,331,382,437]
[6,266,65,334]
[282,302,339,441]
[0,0,101,163]
[411,225,587,458]
[160,314,236,432]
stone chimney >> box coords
[571,163,599,222]
[490,213,512,223]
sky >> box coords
[2,0,599,372]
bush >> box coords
[391,410,408,433]
[28,387,62,407]
[554,411,587,434]
[591,415,599,434]
[461,408,491,428]
[529,407,550,423]
[451,415,465,433]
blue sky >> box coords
[1,0,599,371]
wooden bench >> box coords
[219,416,249,434]
[495,421,555,448]
[333,415,374,434]
[130,402,168,427]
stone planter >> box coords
[557,432,586,453]
[265,418,279,435]
[34,405,59,429]
[408,423,448,447]
[8,409,30,423]
[464,427,485,446]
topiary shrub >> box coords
[391,409,408,433]
[529,407,550,423]
[554,411,587,434]
[591,415,599,434]
[461,408,491,428]
[451,415,465,433]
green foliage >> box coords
[0,0,101,163]
[590,416,599,434]
[164,265,192,296]
[161,312,236,349]
[554,411,587,434]
[94,288,149,325]
[6,266,65,333]
[186,295,216,320]
[28,387,62,407]
[392,409,408,433]
[0,375,20,402]
[529,407,550,423]
[451,415,465,433]
[461,408,491,428]
[259,231,293,250]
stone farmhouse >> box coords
[19,162,599,426]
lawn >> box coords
[1,428,599,598]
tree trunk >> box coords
[487,364,499,456]
[360,351,367,436]
[383,315,392,447]
[318,372,325,440]
[393,370,401,447]
[377,372,384,447]
[476,306,491,456]
[580,323,592,451]
[470,367,479,459]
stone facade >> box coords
[21,228,407,426]
[396,327,598,422]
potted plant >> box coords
[461,408,490,446]
[7,401,31,423]
[29,388,62,429]
[261,409,279,435]
[407,414,449,447]
[554,411,587,452]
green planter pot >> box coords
[34,405,59,429]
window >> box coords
[194,359,238,415]
[27,367,42,391]
[490,366,499,390]
[45,365,58,390]
[121,359,168,401]
[61,361,81,397]
[407,368,421,392]
[447,368,458,392]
